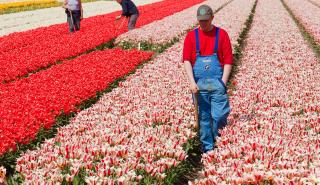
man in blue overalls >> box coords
[183,4,233,153]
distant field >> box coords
[0,0,105,14]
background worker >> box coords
[115,0,139,30]
[63,0,83,32]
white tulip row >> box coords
[0,0,161,36]
[191,0,320,184]
[212,0,255,47]
[284,0,320,44]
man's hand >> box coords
[190,82,199,93]
[115,15,122,20]
[222,64,232,86]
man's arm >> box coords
[184,61,198,93]
[221,31,233,85]
[222,64,232,85]
[183,33,198,93]
[116,1,129,19]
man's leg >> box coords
[128,14,139,30]
[198,91,214,153]
[73,10,81,31]
[66,12,74,32]
[211,80,230,140]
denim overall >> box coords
[193,27,230,152]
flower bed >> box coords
[0,0,204,82]
[16,41,194,184]
[284,0,320,44]
[190,0,320,184]
[14,0,258,182]
[0,0,162,36]
[0,48,153,156]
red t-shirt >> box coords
[182,26,233,68]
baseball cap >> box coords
[197,4,213,20]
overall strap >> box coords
[195,28,200,56]
[214,27,220,54]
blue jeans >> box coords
[197,78,230,152]
[66,10,81,32]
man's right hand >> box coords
[190,82,199,93]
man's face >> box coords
[199,16,213,32]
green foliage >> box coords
[118,37,179,53]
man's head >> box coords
[197,5,214,32]
[116,0,122,3]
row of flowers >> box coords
[115,0,229,46]
[309,0,320,8]
[13,0,256,183]
[191,0,320,184]
[16,41,194,184]
[284,0,320,44]
[0,48,153,157]
[0,1,125,37]
[210,0,255,46]
[0,0,204,82]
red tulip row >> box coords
[0,0,204,83]
[0,0,204,52]
[0,48,153,156]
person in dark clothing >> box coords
[115,0,139,30]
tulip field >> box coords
[0,0,162,36]
[0,0,320,184]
